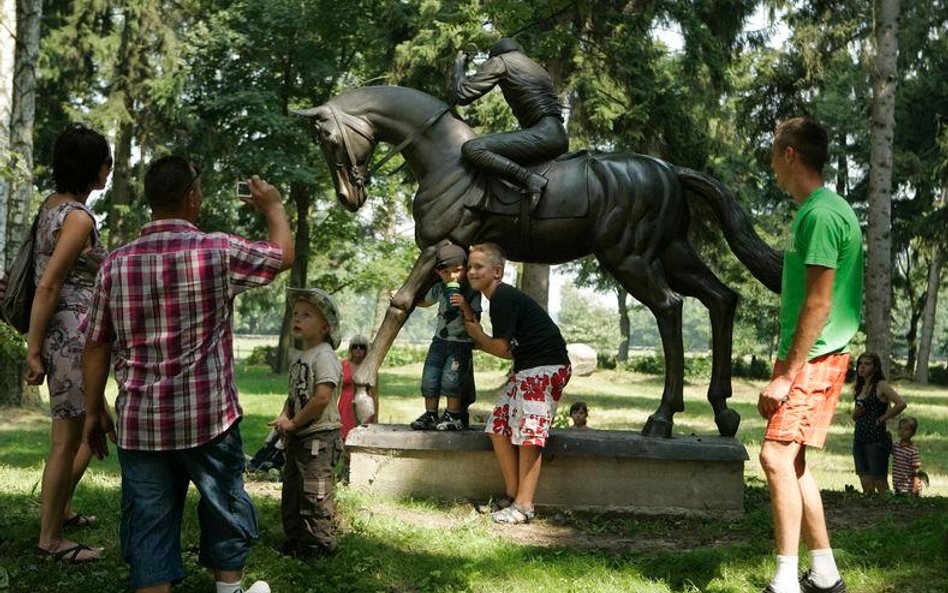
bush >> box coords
[927,364,948,386]
[0,324,39,407]
[597,352,617,369]
[245,345,277,368]
[621,353,772,380]
[732,355,772,379]
[384,344,429,367]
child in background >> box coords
[570,401,589,429]
[411,241,481,431]
[270,288,343,557]
[891,417,923,496]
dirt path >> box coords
[245,479,945,552]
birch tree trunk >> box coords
[914,244,942,384]
[865,0,900,375]
[4,0,41,269]
[0,0,17,264]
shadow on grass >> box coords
[0,475,946,592]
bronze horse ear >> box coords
[290,106,328,120]
[291,106,335,143]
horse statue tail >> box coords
[674,166,783,293]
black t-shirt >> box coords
[488,283,569,372]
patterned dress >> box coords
[33,200,107,419]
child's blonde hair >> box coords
[470,242,506,269]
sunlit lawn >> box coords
[0,358,945,593]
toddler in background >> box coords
[891,416,923,496]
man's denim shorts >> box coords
[117,423,258,589]
[421,339,475,399]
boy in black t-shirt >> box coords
[455,242,571,524]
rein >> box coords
[326,102,452,185]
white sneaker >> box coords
[243,582,271,593]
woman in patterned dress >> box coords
[27,124,111,562]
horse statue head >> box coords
[292,102,377,212]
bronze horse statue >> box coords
[294,85,781,438]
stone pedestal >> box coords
[346,424,748,515]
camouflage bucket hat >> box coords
[287,287,341,349]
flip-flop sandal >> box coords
[35,543,99,563]
[63,513,97,528]
[491,503,535,524]
[474,495,513,514]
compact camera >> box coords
[236,181,251,198]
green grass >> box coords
[0,364,946,592]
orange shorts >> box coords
[764,353,850,448]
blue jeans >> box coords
[118,423,258,589]
[421,339,475,401]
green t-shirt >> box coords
[778,187,863,360]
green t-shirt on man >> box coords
[778,186,863,360]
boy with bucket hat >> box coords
[270,287,343,557]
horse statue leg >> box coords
[353,245,438,393]
[597,248,684,438]
[662,239,741,437]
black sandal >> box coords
[35,543,99,563]
[63,513,97,528]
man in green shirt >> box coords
[758,117,863,593]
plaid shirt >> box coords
[83,219,282,451]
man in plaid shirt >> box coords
[81,156,293,593]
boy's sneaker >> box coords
[410,411,439,430]
[436,411,464,431]
[460,410,470,429]
[243,582,271,593]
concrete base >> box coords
[346,424,748,515]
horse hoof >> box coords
[641,415,673,438]
[714,409,741,437]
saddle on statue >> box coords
[468,150,591,219]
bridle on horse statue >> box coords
[323,101,452,188]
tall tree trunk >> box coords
[372,288,390,333]
[616,287,630,362]
[519,263,550,311]
[0,0,17,263]
[274,183,312,373]
[904,296,922,377]
[107,7,138,247]
[109,120,134,247]
[3,0,41,269]
[914,244,942,384]
[835,132,848,196]
[866,0,900,375]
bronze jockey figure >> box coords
[453,38,568,212]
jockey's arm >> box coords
[454,55,506,105]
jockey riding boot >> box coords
[524,172,548,212]
[493,157,547,212]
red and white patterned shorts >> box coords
[765,353,850,448]
[485,364,571,447]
